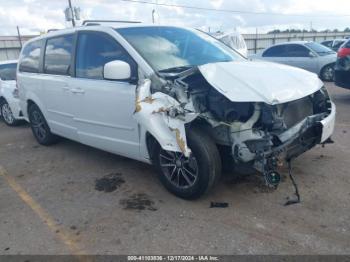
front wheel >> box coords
[153,127,222,199]
[0,99,19,126]
[321,64,335,82]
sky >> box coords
[0,0,349,35]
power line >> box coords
[121,0,350,18]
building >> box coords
[0,35,36,61]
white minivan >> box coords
[17,24,336,199]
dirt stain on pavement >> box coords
[312,154,333,162]
[120,193,157,211]
[95,173,125,193]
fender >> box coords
[23,90,48,123]
[133,79,198,157]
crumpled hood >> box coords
[199,61,323,105]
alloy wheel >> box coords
[31,110,47,141]
[1,103,15,125]
[323,66,334,81]
[159,150,199,189]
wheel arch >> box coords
[320,62,335,80]
[145,119,220,162]
[0,96,6,103]
[145,131,160,162]
[27,99,36,110]
[25,94,48,122]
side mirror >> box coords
[103,60,131,81]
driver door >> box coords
[70,31,140,159]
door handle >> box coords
[70,88,85,94]
[62,86,70,91]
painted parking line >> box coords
[0,165,87,257]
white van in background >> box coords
[0,60,24,126]
[212,30,248,57]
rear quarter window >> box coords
[19,40,43,73]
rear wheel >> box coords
[321,64,335,82]
[28,103,58,145]
[0,99,19,126]
[153,127,221,199]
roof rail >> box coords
[47,29,59,32]
[82,20,142,26]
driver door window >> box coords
[285,44,310,57]
[284,44,317,72]
[75,32,136,80]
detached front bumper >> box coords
[320,102,336,143]
[274,101,335,160]
[242,102,336,173]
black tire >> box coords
[0,98,20,126]
[321,64,335,82]
[28,103,59,145]
[153,127,222,200]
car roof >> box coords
[0,60,17,65]
[23,24,190,45]
[272,41,312,46]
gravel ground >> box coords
[0,82,349,255]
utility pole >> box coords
[152,9,155,24]
[16,26,22,48]
[68,0,76,27]
[64,0,80,28]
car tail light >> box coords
[338,47,350,58]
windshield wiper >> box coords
[158,65,193,74]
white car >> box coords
[253,41,337,81]
[0,60,24,126]
[321,39,347,52]
[17,25,336,199]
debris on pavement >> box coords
[210,202,229,208]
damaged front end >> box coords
[134,63,335,187]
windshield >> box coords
[0,63,17,81]
[305,42,335,56]
[116,26,244,72]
